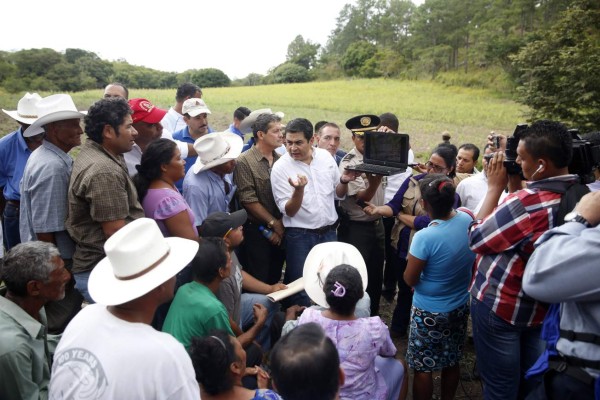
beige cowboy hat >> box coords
[303,242,368,308]
[89,218,199,306]
[239,108,285,135]
[182,97,211,117]
[192,131,243,174]
[24,94,87,138]
[2,92,42,125]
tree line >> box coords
[0,0,597,129]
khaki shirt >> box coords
[233,145,282,222]
[339,148,385,222]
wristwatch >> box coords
[563,210,591,227]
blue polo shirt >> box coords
[172,126,214,192]
[172,127,197,192]
[0,128,32,200]
[227,123,244,139]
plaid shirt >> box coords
[469,175,580,327]
[67,140,144,274]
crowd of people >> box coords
[0,83,599,400]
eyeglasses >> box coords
[425,161,448,173]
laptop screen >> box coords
[364,131,410,167]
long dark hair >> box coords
[133,138,176,202]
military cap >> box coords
[345,114,381,136]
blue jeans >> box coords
[74,271,94,304]
[471,297,545,400]
[2,201,21,251]
[241,293,280,351]
[284,227,337,307]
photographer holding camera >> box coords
[468,120,587,400]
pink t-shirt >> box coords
[297,308,396,400]
[142,188,195,237]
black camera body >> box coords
[568,129,600,184]
[503,124,600,182]
[503,124,528,175]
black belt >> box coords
[6,200,20,206]
[346,219,381,226]
[287,221,339,235]
[548,357,596,386]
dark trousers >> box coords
[526,369,596,400]
[382,216,400,291]
[390,256,413,334]
[238,221,285,285]
[2,201,21,251]
[338,218,385,316]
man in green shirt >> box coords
[163,237,267,352]
[0,242,70,400]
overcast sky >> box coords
[1,0,423,80]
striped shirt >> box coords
[469,174,580,327]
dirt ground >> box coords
[378,296,484,400]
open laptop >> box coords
[344,131,410,176]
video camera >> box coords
[502,124,600,183]
[568,129,600,184]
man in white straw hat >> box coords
[183,131,243,228]
[49,218,200,399]
[66,97,144,303]
[19,93,86,332]
[0,92,44,250]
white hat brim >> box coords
[24,110,86,137]
[303,242,368,308]
[89,237,199,306]
[2,109,38,125]
[192,132,244,174]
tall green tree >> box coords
[286,35,320,69]
[511,0,600,129]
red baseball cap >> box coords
[128,98,167,124]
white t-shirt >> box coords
[161,107,189,158]
[456,171,488,212]
[384,149,415,203]
[271,147,341,229]
[49,304,200,400]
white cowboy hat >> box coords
[89,218,199,306]
[24,94,87,137]
[239,108,285,134]
[303,242,368,308]
[2,92,42,125]
[192,131,243,174]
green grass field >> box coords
[0,79,528,161]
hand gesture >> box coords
[288,174,308,190]
[341,169,361,183]
[486,151,509,191]
[253,303,268,325]
[413,163,428,174]
[270,282,288,293]
[285,305,307,321]
[363,201,378,216]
